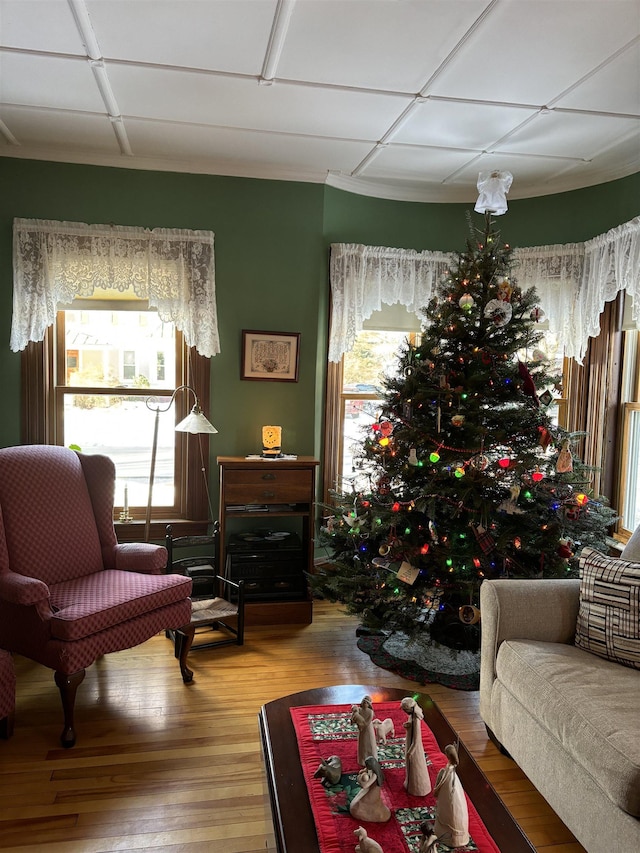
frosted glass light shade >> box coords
[175,407,218,434]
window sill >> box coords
[114,519,211,543]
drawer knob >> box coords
[262,473,276,480]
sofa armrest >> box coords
[479,578,580,726]
[114,543,168,574]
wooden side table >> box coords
[217,456,319,625]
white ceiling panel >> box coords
[0,0,638,201]
[427,0,640,106]
[126,118,373,178]
[276,0,487,92]
[0,106,119,153]
[392,99,539,149]
[553,40,640,115]
[0,53,105,112]
[84,0,278,75]
[499,111,640,160]
[0,0,85,53]
[108,64,410,139]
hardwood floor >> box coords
[0,600,586,853]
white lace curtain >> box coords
[11,218,220,357]
[329,216,640,364]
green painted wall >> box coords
[1,157,638,487]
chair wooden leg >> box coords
[178,626,196,684]
[54,669,85,748]
[0,711,14,739]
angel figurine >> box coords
[400,697,431,796]
[349,756,391,823]
[474,169,513,215]
[351,695,377,766]
[433,744,469,847]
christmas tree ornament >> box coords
[484,298,512,326]
[377,476,391,495]
[518,360,539,404]
[532,348,547,362]
[379,420,393,437]
[471,523,496,553]
[408,448,419,466]
[497,279,513,302]
[539,389,554,407]
[458,293,475,310]
[530,306,546,322]
[556,439,573,473]
[458,604,481,625]
[451,414,465,427]
[474,169,513,215]
[429,449,441,463]
[532,468,545,482]
[575,493,589,506]
[469,454,489,470]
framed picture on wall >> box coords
[241,330,300,382]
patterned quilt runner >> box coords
[290,700,501,853]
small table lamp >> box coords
[262,425,283,458]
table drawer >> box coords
[224,469,312,504]
[224,482,311,504]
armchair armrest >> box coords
[479,579,580,725]
[0,571,52,618]
[114,543,168,574]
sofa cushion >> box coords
[576,547,640,670]
[49,571,192,641]
[495,638,640,816]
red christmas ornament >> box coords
[498,456,511,469]
[532,469,544,483]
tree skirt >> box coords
[357,631,480,691]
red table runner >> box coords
[290,701,501,853]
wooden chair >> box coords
[165,524,245,683]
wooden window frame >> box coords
[21,318,211,541]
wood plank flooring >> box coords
[0,600,586,853]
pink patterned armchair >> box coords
[0,445,192,747]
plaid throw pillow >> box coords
[576,547,640,670]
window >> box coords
[22,304,211,537]
[616,315,640,538]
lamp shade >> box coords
[175,407,218,434]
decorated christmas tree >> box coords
[312,211,616,649]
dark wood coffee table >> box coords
[259,684,536,853]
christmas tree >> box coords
[312,212,616,649]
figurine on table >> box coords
[400,696,432,796]
[351,695,377,766]
[354,825,385,853]
[418,821,439,853]
[433,744,470,847]
[349,756,391,823]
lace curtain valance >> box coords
[329,216,640,364]
[328,243,451,362]
[11,218,220,357]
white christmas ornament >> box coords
[484,299,513,327]
[459,293,475,310]
[474,170,513,215]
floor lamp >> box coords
[145,385,218,542]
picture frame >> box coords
[241,330,300,382]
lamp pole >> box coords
[144,385,217,542]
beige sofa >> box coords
[480,576,640,853]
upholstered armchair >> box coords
[0,445,193,747]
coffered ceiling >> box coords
[1,0,638,203]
